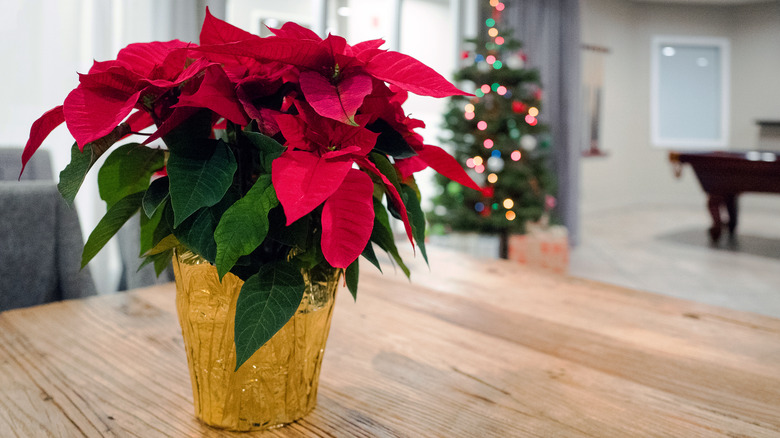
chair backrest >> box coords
[0,181,96,312]
[0,147,53,181]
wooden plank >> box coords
[316,266,780,437]
[0,294,218,437]
[0,247,778,437]
[0,318,83,438]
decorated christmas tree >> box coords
[428,1,556,258]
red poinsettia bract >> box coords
[22,9,480,271]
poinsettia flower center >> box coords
[332,63,340,82]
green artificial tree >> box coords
[428,4,556,258]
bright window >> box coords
[650,36,730,149]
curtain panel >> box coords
[500,0,582,245]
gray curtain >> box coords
[501,1,582,245]
[150,0,227,43]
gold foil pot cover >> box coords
[173,250,339,431]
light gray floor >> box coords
[569,202,780,318]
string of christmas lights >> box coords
[429,0,554,243]
[461,0,541,221]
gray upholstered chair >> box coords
[0,148,97,311]
[0,146,53,182]
[1,147,170,300]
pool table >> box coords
[669,150,780,242]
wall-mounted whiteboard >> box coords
[651,36,730,149]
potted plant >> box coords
[21,10,482,431]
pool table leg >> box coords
[707,194,738,242]
[724,194,738,237]
[707,195,724,242]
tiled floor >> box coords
[569,202,780,318]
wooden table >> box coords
[2,248,780,437]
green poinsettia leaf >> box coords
[142,176,170,218]
[361,241,382,273]
[152,248,174,277]
[267,208,310,249]
[234,262,305,370]
[81,191,145,268]
[214,175,278,279]
[297,250,325,270]
[242,130,284,173]
[294,231,325,270]
[139,203,168,256]
[171,191,238,263]
[98,143,164,209]
[137,255,154,272]
[345,259,359,301]
[370,152,401,192]
[370,153,407,224]
[371,198,410,278]
[142,234,179,257]
[400,183,428,266]
[139,248,174,277]
[167,140,237,227]
[162,110,214,156]
[58,124,132,205]
[367,119,418,159]
[58,142,97,206]
[172,207,219,262]
[228,256,262,282]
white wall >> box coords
[731,3,780,147]
[0,0,117,290]
[400,0,458,211]
[228,0,322,36]
[1,0,84,170]
[2,0,222,293]
[580,0,780,214]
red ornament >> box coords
[545,194,557,210]
[519,50,528,62]
[461,50,470,59]
[512,101,526,114]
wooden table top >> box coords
[2,247,780,437]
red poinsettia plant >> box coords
[21,10,480,368]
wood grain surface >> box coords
[1,247,779,437]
